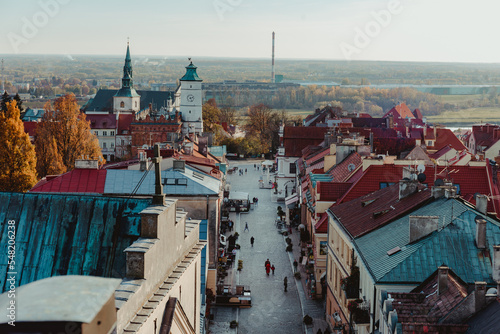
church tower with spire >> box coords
[179,59,203,136]
[113,42,140,113]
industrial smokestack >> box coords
[272,31,275,83]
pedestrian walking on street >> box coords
[265,259,270,267]
[271,264,275,275]
[265,263,271,276]
[245,168,247,174]
[293,259,298,273]
[244,222,249,232]
[250,236,254,247]
[284,276,288,292]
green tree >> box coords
[35,94,104,178]
[0,100,37,192]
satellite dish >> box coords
[417,173,426,183]
[348,163,356,172]
[434,179,444,186]
[417,164,426,173]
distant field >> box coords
[283,109,312,118]
[427,107,500,126]
[436,94,483,103]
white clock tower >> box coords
[180,60,203,136]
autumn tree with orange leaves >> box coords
[35,94,104,178]
[0,100,37,192]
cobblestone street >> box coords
[209,161,327,334]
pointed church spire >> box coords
[122,41,133,88]
[114,40,140,98]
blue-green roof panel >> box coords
[0,193,151,292]
[356,198,500,285]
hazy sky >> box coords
[2,0,500,62]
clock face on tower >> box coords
[187,94,195,102]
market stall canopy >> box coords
[262,160,274,166]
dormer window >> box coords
[120,101,125,108]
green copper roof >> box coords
[180,61,202,81]
[356,198,500,285]
[121,43,134,89]
[114,87,140,98]
[114,43,140,97]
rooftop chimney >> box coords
[409,216,439,243]
[438,266,449,295]
[173,160,186,172]
[75,159,99,169]
[139,152,147,171]
[152,144,165,205]
[475,217,487,249]
[493,245,500,282]
[475,281,487,312]
[476,194,488,214]
[399,179,418,200]
[444,182,457,198]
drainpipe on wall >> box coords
[371,286,376,334]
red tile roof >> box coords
[307,161,325,174]
[434,128,467,151]
[413,108,424,119]
[372,138,416,156]
[316,182,352,202]
[23,121,38,137]
[30,169,107,194]
[328,152,362,182]
[283,127,329,157]
[338,164,496,212]
[305,147,330,166]
[383,103,415,120]
[117,114,134,134]
[424,127,436,140]
[389,267,469,332]
[86,114,117,129]
[429,145,453,159]
[314,212,328,233]
[329,183,431,238]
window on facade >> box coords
[103,131,107,136]
[380,182,395,189]
[289,162,296,174]
[428,141,433,146]
[111,131,115,136]
[135,101,138,108]
[111,143,114,148]
[94,131,98,136]
[103,143,106,148]
[120,101,124,108]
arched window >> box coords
[120,101,125,108]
